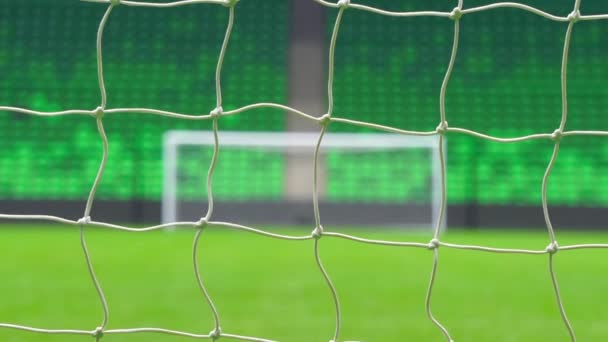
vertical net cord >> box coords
[424,135,451,341]
[312,5,346,342]
[424,1,462,341]
[543,0,582,340]
[80,3,117,340]
[192,4,236,339]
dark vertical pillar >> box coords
[286,0,326,203]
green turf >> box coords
[0,226,607,341]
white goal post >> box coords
[162,130,445,229]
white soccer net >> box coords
[0,0,607,341]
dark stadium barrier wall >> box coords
[1,200,606,230]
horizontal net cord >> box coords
[0,0,605,340]
[81,0,230,7]
[0,323,275,341]
[312,0,604,22]
[2,213,607,254]
[4,104,608,141]
[80,0,605,21]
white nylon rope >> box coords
[0,0,603,341]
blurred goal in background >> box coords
[163,131,443,228]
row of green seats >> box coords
[1,0,607,207]
[0,0,288,200]
[329,0,608,205]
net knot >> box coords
[109,0,121,6]
[450,7,463,20]
[312,225,324,239]
[319,114,332,127]
[93,106,105,119]
[546,241,559,254]
[567,10,581,23]
[428,238,440,250]
[92,326,104,339]
[337,0,350,9]
[551,129,563,142]
[436,121,448,135]
[78,216,91,225]
[223,0,239,8]
[209,327,221,340]
[196,218,209,228]
[210,106,223,118]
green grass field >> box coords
[0,226,607,342]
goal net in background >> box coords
[163,131,443,229]
[0,0,608,341]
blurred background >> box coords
[2,1,608,341]
[1,0,608,228]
